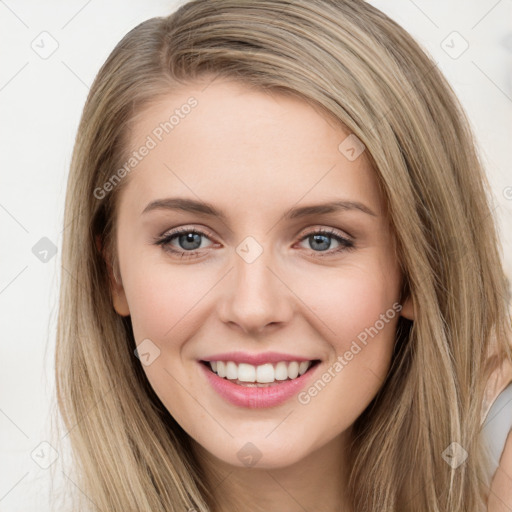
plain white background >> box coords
[1,1,511,510]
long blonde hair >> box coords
[54,0,512,510]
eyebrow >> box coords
[141,197,377,220]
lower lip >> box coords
[198,361,320,408]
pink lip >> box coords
[198,360,320,409]
[200,351,313,365]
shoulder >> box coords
[488,428,512,511]
[484,381,512,511]
[482,382,512,467]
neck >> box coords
[191,428,354,512]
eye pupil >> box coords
[179,232,202,250]
[310,234,331,251]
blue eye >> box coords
[153,226,355,259]
[154,227,214,259]
[298,229,355,256]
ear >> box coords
[399,293,414,321]
[95,234,130,317]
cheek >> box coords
[123,261,216,342]
[297,318,399,440]
[123,266,207,426]
[292,266,400,405]
[292,264,399,350]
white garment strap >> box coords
[481,382,512,478]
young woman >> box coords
[54,1,512,510]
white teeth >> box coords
[256,363,274,383]
[216,361,226,378]
[238,363,256,382]
[274,361,288,380]
[298,361,309,375]
[288,361,299,379]
[208,360,314,383]
[226,361,238,380]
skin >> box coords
[107,78,414,512]
[489,430,512,511]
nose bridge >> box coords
[219,237,293,333]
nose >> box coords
[218,247,295,336]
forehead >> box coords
[119,79,385,219]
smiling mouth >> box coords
[200,359,321,387]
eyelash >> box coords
[153,226,355,260]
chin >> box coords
[198,435,314,471]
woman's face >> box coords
[109,78,413,469]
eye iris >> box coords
[310,234,331,251]
[179,232,202,250]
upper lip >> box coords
[200,351,317,366]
